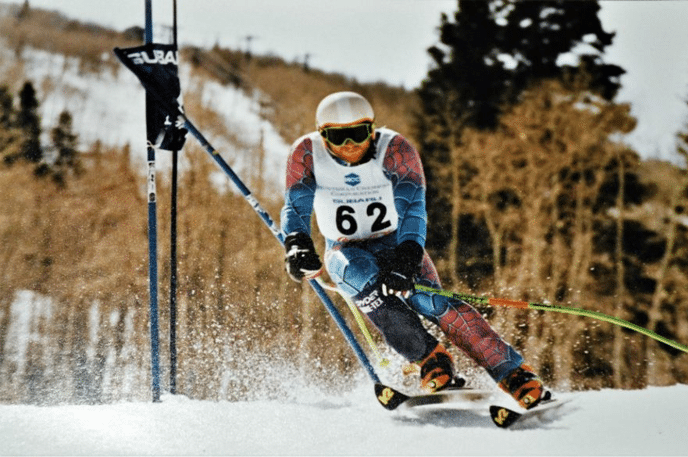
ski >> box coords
[375,383,411,410]
[375,382,493,411]
[489,397,570,428]
[377,382,571,430]
[401,387,495,410]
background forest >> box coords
[0,1,686,405]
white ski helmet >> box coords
[316,92,375,129]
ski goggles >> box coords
[320,123,374,147]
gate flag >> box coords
[114,43,187,151]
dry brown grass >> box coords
[0,142,364,403]
[196,47,421,145]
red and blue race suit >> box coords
[280,128,522,381]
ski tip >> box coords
[374,383,410,411]
[489,405,522,428]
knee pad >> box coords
[325,246,378,297]
[407,290,453,320]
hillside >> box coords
[0,3,686,407]
[0,4,427,405]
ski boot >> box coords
[498,364,548,409]
[419,343,455,393]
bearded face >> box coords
[319,121,374,164]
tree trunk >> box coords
[612,154,626,388]
[645,184,681,385]
[448,145,462,287]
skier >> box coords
[280,91,547,409]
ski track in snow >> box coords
[1,384,686,455]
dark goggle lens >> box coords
[321,124,372,146]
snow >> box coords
[0,384,686,455]
[3,290,53,377]
[0,46,147,152]
[0,43,290,188]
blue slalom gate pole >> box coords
[144,0,161,403]
[181,119,381,385]
[168,0,179,397]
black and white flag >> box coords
[114,43,187,151]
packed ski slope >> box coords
[1,383,686,455]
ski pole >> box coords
[116,41,416,409]
[316,278,391,368]
[415,284,688,354]
[180,117,383,383]
[143,0,161,403]
[182,118,414,410]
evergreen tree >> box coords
[499,0,623,101]
[0,85,13,129]
[17,81,42,163]
[0,85,22,163]
[416,0,625,266]
[418,0,623,131]
[51,110,78,168]
[50,110,81,186]
[16,0,31,20]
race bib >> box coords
[312,130,399,241]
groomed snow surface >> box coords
[1,383,686,455]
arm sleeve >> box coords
[280,137,316,237]
[383,135,427,247]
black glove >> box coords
[377,240,424,298]
[284,232,323,282]
[159,114,188,151]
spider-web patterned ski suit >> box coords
[280,127,522,382]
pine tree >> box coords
[0,85,22,163]
[416,0,625,277]
[0,85,13,129]
[498,0,623,100]
[418,0,623,131]
[17,81,42,163]
[50,110,81,186]
[17,0,31,20]
[51,110,78,168]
